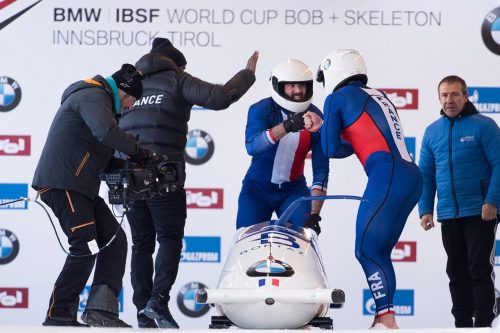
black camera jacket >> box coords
[32,75,139,199]
[118,53,256,156]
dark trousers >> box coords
[40,189,127,321]
[127,189,186,312]
[441,217,498,327]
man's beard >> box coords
[291,93,305,101]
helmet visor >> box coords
[277,80,313,103]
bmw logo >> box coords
[184,129,214,165]
[0,229,20,265]
[482,7,500,55]
[177,281,210,317]
[0,77,22,112]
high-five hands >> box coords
[284,111,323,133]
[283,111,306,133]
[303,111,323,132]
[246,51,259,74]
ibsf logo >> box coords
[177,281,210,317]
[481,7,500,56]
[378,89,418,110]
[0,135,30,155]
[78,286,124,312]
[391,241,416,262]
[0,288,28,308]
[363,289,414,316]
[186,188,223,209]
[468,87,500,113]
[0,229,20,264]
[0,77,22,112]
[184,129,214,165]
[181,236,221,263]
[404,137,416,162]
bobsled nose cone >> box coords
[195,288,208,303]
[331,289,345,304]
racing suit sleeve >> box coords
[311,131,329,191]
[418,127,437,217]
[244,103,277,156]
[321,93,354,158]
[311,127,329,215]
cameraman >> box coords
[118,37,258,328]
[32,64,148,327]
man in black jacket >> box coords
[32,64,148,327]
[118,38,258,328]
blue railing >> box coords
[277,195,364,226]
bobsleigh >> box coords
[195,195,362,329]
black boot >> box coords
[138,312,158,328]
[144,296,179,329]
[81,309,132,328]
[42,317,90,327]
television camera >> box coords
[100,154,184,209]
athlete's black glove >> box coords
[283,111,306,133]
[130,147,154,163]
[304,213,322,235]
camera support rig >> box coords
[100,154,183,210]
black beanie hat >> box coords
[111,63,143,99]
[150,37,187,67]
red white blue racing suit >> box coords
[321,81,422,317]
[236,97,329,228]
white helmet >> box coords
[269,59,313,113]
[316,49,367,94]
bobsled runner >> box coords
[195,195,362,329]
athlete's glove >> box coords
[283,111,306,133]
[304,213,322,235]
[130,147,154,163]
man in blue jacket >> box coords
[419,75,499,328]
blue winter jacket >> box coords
[418,101,500,221]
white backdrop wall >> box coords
[0,0,499,329]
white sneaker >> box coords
[370,323,389,330]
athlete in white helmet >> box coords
[236,59,329,232]
[311,49,423,329]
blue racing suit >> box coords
[236,97,329,228]
[321,81,422,317]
